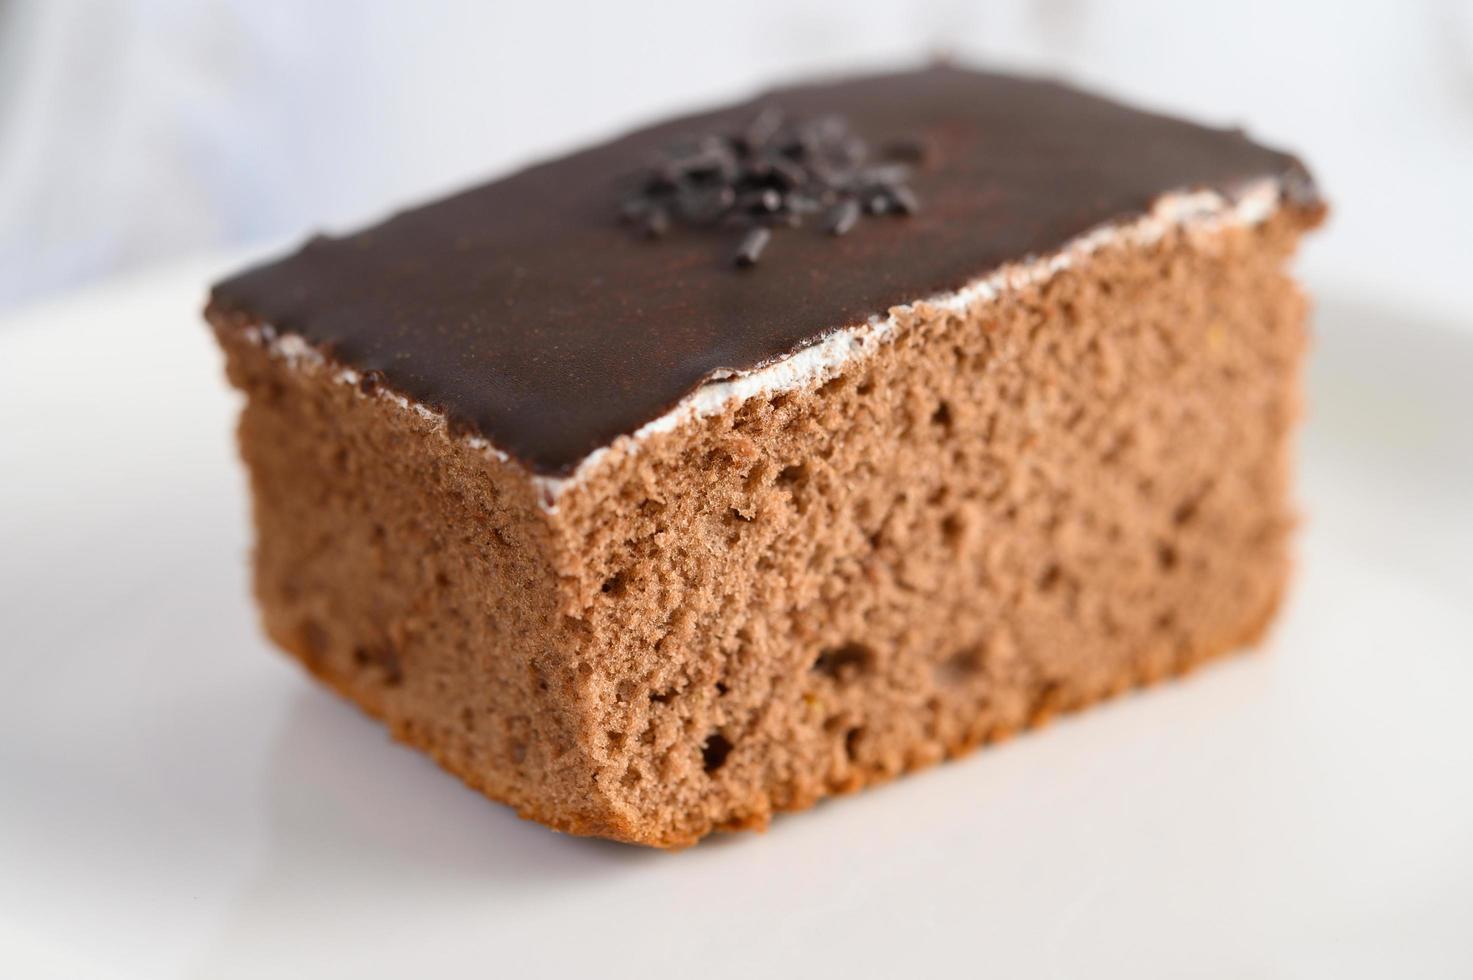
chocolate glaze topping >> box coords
[210,65,1321,476]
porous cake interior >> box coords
[214,207,1313,847]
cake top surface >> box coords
[210,65,1319,475]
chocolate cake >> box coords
[206,65,1325,847]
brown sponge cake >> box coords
[206,66,1324,847]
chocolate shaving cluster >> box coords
[621,108,924,268]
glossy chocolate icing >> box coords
[210,65,1320,475]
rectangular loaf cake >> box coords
[207,65,1324,847]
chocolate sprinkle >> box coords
[734,226,771,267]
[622,109,921,266]
[889,185,920,216]
[641,207,669,239]
[826,199,860,236]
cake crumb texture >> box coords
[212,208,1316,847]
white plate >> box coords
[2,264,1469,979]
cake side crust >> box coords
[211,200,1319,848]
[544,207,1317,846]
[210,318,643,839]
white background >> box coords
[2,3,1471,978]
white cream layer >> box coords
[242,179,1284,511]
